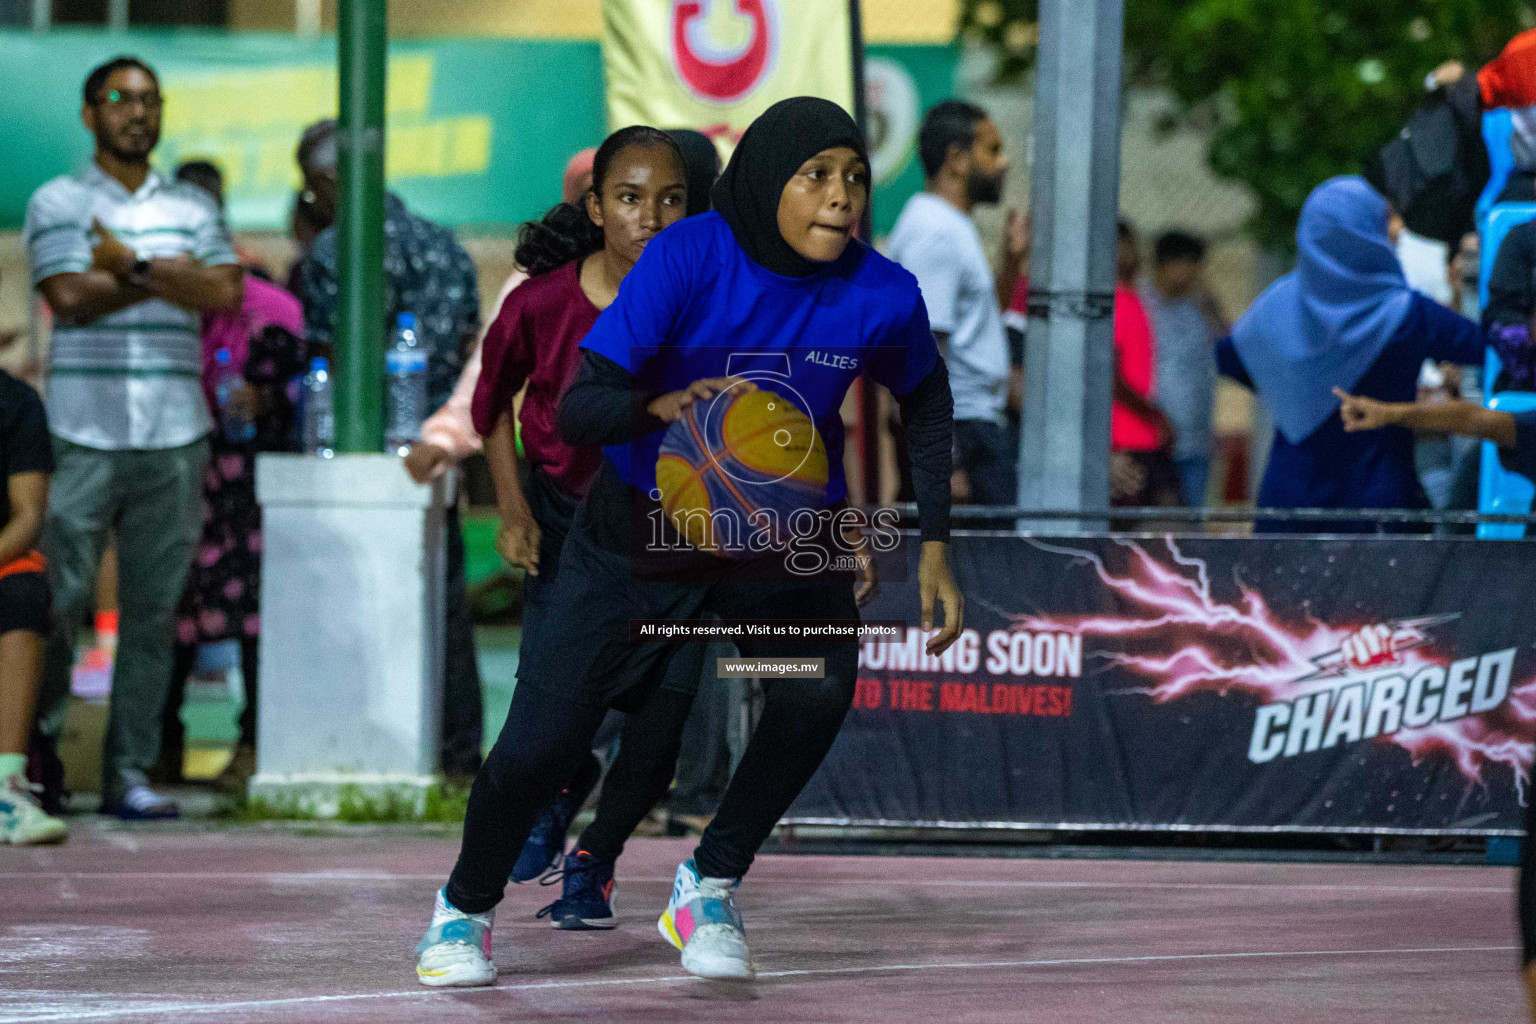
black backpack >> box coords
[1363,76,1489,246]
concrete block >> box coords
[251,453,449,814]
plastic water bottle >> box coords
[302,356,334,458]
[213,347,257,444]
[385,312,428,456]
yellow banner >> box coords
[602,0,854,150]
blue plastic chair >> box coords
[1478,392,1536,539]
[1476,109,1515,233]
[1478,203,1536,315]
[1475,204,1536,539]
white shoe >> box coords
[107,784,178,821]
[0,774,66,845]
[658,859,755,980]
[415,888,497,987]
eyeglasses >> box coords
[96,89,163,111]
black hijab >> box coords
[666,129,723,218]
[711,96,867,278]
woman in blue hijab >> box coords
[1218,176,1481,530]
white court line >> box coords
[0,872,1513,894]
[97,833,139,854]
[0,945,1515,1023]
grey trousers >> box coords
[35,436,208,805]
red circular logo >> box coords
[671,0,776,104]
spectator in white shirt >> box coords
[886,100,1022,505]
[24,56,242,819]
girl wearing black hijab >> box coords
[416,97,960,985]
[666,128,722,217]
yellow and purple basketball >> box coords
[655,385,828,557]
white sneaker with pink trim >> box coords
[657,859,755,980]
[415,888,496,987]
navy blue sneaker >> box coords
[536,849,617,930]
[102,785,179,821]
[512,790,577,883]
[510,754,601,884]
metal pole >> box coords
[30,0,50,367]
[1017,0,1124,528]
[334,0,387,453]
[106,0,127,30]
[848,0,881,504]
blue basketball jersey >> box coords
[580,211,939,505]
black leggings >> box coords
[576,687,696,861]
[444,527,858,914]
[446,660,854,914]
[516,470,709,859]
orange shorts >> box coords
[0,550,45,581]
[0,559,49,635]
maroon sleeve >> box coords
[470,295,535,437]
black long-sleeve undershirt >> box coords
[896,357,953,543]
[557,350,668,448]
[557,349,953,543]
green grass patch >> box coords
[229,780,471,824]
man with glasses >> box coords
[23,56,243,819]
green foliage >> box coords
[961,0,1534,249]
[232,780,471,824]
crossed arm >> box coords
[37,220,241,325]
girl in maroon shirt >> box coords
[466,126,700,926]
[473,127,688,567]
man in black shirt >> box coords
[0,369,66,844]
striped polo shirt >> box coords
[24,163,238,450]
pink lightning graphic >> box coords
[1014,538,1536,793]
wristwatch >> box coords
[128,257,152,288]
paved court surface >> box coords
[0,824,1526,1022]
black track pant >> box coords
[444,526,858,915]
[575,687,695,861]
[516,469,707,862]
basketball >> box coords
[655,385,829,557]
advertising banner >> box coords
[0,29,952,236]
[0,31,607,231]
[602,0,854,142]
[862,44,955,235]
[788,534,1536,835]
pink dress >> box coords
[174,276,307,646]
